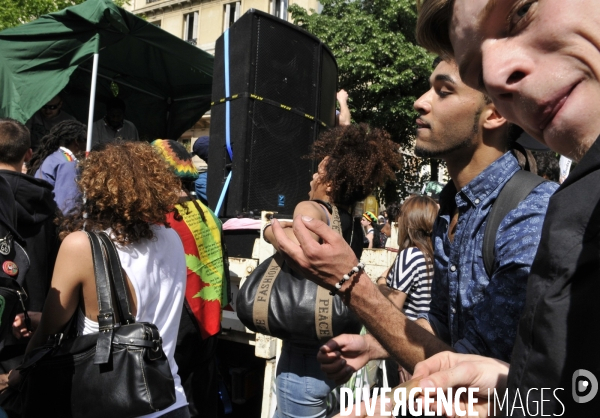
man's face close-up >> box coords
[413,60,484,159]
[450,0,600,161]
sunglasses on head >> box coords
[42,103,61,110]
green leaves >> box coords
[0,0,129,31]
[290,0,435,201]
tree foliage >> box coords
[290,0,435,202]
[0,0,128,32]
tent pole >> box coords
[85,53,100,155]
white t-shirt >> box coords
[78,225,187,417]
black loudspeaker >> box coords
[207,9,338,217]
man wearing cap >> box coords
[192,136,210,205]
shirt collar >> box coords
[59,146,77,162]
[440,151,520,211]
[560,134,600,189]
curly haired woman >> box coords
[24,142,191,417]
[264,123,401,418]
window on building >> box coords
[183,12,199,45]
[270,0,288,21]
[223,2,241,31]
[150,20,161,28]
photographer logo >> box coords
[572,369,598,404]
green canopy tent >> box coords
[0,0,213,149]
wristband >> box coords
[262,222,272,243]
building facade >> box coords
[124,0,320,55]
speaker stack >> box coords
[207,9,338,218]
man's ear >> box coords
[23,148,33,163]
[481,104,507,131]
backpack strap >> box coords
[483,170,545,277]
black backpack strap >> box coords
[483,170,545,277]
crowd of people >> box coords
[270,0,599,417]
[0,119,227,417]
[1,0,598,417]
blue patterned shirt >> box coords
[419,152,558,362]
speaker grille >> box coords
[208,10,337,217]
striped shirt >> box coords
[386,247,432,320]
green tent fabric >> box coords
[0,0,213,141]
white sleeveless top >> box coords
[77,225,188,417]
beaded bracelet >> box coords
[330,261,365,296]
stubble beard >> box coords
[414,108,482,159]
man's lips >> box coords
[537,81,580,132]
[416,118,431,129]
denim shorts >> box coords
[274,341,337,418]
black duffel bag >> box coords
[19,232,176,418]
[236,205,362,344]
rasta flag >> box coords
[167,200,229,339]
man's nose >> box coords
[480,39,534,101]
[414,89,432,114]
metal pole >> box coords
[85,53,99,154]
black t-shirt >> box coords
[338,208,363,260]
[507,136,600,417]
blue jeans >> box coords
[274,341,337,418]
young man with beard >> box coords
[270,59,557,382]
[409,1,600,416]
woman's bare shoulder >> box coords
[60,230,91,251]
[293,200,329,222]
[58,231,93,271]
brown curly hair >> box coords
[308,123,401,206]
[59,142,181,245]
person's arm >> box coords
[54,161,81,215]
[377,266,408,310]
[12,312,42,339]
[366,230,374,248]
[26,231,93,354]
[336,90,351,126]
[272,216,452,373]
[381,249,420,311]
[263,201,326,252]
[413,351,510,418]
[384,289,408,311]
